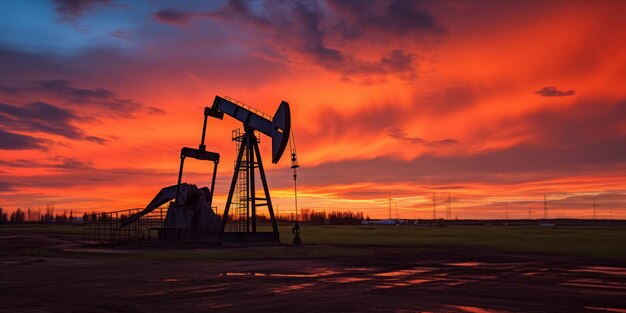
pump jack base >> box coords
[293,235,302,245]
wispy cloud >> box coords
[0,101,106,145]
[154,0,444,81]
[53,0,113,23]
[535,86,575,97]
[0,129,49,150]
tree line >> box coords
[275,209,367,225]
[0,206,78,224]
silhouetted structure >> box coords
[209,96,292,243]
[116,104,222,241]
[85,95,295,245]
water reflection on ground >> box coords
[212,261,626,312]
[453,305,505,313]
[586,307,626,313]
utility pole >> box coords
[395,200,398,219]
[432,192,436,220]
[388,193,392,220]
[592,196,599,219]
[447,192,451,219]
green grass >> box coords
[3,223,626,261]
[274,225,626,260]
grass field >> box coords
[276,225,626,260]
[2,223,625,261]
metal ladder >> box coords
[232,129,248,232]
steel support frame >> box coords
[219,130,279,238]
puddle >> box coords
[445,262,482,267]
[322,277,371,283]
[272,283,315,293]
[521,272,540,276]
[453,305,503,313]
[222,272,267,277]
[344,267,374,271]
[469,275,498,280]
[270,271,341,278]
[222,269,340,278]
[571,266,626,276]
[586,307,626,313]
[407,278,435,284]
[373,268,433,277]
[373,282,411,289]
[372,277,442,289]
[447,280,473,286]
[190,287,228,294]
[142,283,229,296]
[562,279,626,290]
[163,278,187,282]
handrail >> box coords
[224,95,272,120]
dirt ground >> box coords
[1,232,626,313]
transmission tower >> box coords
[592,196,599,219]
[446,192,451,219]
[388,193,392,220]
[395,200,399,219]
[432,192,437,220]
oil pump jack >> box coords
[119,106,223,240]
[206,96,292,242]
[118,95,295,244]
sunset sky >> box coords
[1,0,625,219]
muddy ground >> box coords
[1,232,625,313]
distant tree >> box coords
[44,204,55,223]
[55,212,68,224]
[83,212,89,223]
[69,211,74,224]
[10,208,25,223]
[0,208,4,224]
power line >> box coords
[388,193,392,220]
[543,194,546,219]
[432,192,437,220]
[395,200,399,219]
[592,196,599,219]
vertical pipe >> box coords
[249,132,256,233]
[175,155,185,205]
[209,160,219,208]
[199,113,208,151]
[245,134,250,233]
[293,168,298,222]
